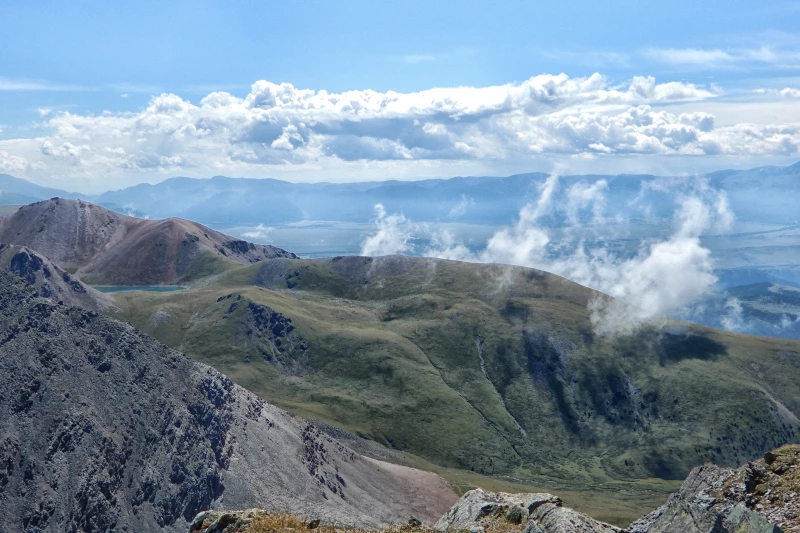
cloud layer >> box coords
[1,73,799,188]
[360,175,733,336]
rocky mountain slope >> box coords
[0,243,113,310]
[0,198,295,285]
[111,255,800,491]
[0,271,456,533]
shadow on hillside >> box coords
[655,331,727,365]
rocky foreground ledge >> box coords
[190,445,799,533]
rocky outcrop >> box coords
[435,461,798,533]
[629,445,799,533]
[0,271,456,533]
[434,489,620,533]
[434,489,562,531]
[524,504,623,533]
[0,243,114,311]
[188,509,268,533]
[244,301,308,374]
[0,198,295,285]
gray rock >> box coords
[434,488,562,531]
[436,490,622,533]
[187,509,266,532]
[723,504,782,533]
[628,463,783,533]
[0,271,456,533]
[0,243,114,311]
[525,503,623,533]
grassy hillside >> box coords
[110,255,800,512]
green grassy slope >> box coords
[110,255,800,491]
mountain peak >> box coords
[0,198,295,285]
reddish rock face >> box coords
[0,198,295,285]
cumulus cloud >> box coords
[753,87,800,99]
[0,151,29,173]
[0,72,799,188]
[584,197,721,335]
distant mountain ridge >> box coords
[4,160,800,226]
[84,160,800,226]
[0,198,295,285]
[0,173,87,205]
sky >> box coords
[2,0,800,192]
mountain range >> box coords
[1,198,798,529]
[3,161,800,227]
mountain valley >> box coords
[1,197,799,531]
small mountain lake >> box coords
[93,286,186,294]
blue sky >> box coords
[2,0,800,191]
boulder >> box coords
[524,503,623,533]
[434,488,622,533]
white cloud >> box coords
[720,298,745,331]
[752,87,800,99]
[242,223,273,241]
[586,196,720,335]
[643,45,800,68]
[0,77,87,91]
[566,179,608,225]
[0,73,798,189]
[448,195,475,219]
[644,48,734,65]
[0,151,28,173]
[401,175,735,336]
[360,204,413,256]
